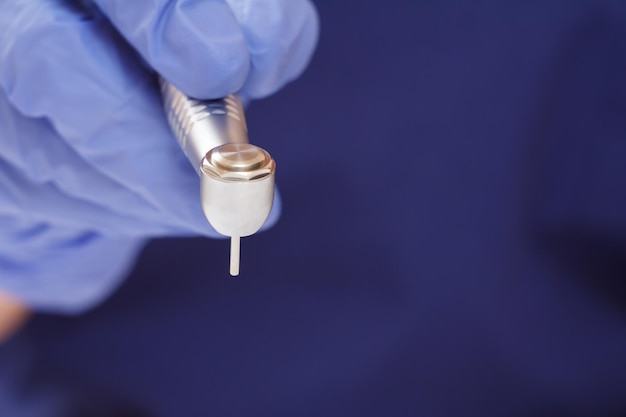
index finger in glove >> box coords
[91,0,320,100]
[91,0,250,98]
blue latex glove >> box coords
[0,0,319,313]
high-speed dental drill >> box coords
[160,79,276,276]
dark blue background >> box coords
[2,1,626,416]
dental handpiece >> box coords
[159,79,276,276]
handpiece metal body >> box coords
[160,80,276,275]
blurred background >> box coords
[2,1,626,416]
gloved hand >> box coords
[0,0,319,313]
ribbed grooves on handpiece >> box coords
[159,80,246,148]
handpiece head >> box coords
[200,143,276,239]
[160,79,276,276]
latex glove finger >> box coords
[0,93,199,236]
[90,0,250,98]
[0,216,145,313]
[225,0,319,98]
[91,0,319,99]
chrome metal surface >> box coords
[201,143,275,238]
[160,79,276,275]
[160,80,248,173]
